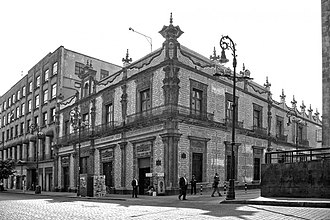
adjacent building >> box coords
[55,17,322,195]
[0,46,121,191]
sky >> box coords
[0,0,322,114]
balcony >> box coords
[222,118,244,129]
[126,104,214,124]
[252,125,267,136]
[276,134,288,142]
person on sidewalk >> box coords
[178,174,188,200]
[211,173,222,197]
[190,175,197,195]
[131,177,138,198]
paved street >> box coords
[1,192,330,220]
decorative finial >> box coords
[122,49,132,65]
[264,76,271,89]
[280,89,286,102]
[242,63,245,71]
[291,95,297,108]
[308,104,313,113]
[170,12,173,24]
[315,108,320,116]
[210,47,219,61]
[90,60,93,68]
[300,101,306,111]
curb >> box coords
[220,199,330,208]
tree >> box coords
[0,159,16,190]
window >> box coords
[29,82,32,93]
[225,93,238,122]
[17,90,20,100]
[276,116,284,137]
[50,136,54,159]
[42,112,48,126]
[6,113,10,124]
[44,69,49,82]
[43,89,48,104]
[16,107,20,119]
[80,157,88,174]
[36,75,40,87]
[140,89,151,112]
[34,116,39,126]
[105,103,114,124]
[51,84,57,99]
[100,69,109,79]
[27,119,31,133]
[75,62,84,75]
[64,120,70,135]
[83,83,89,97]
[28,100,32,112]
[15,125,18,137]
[52,62,58,75]
[253,104,263,128]
[191,89,202,114]
[82,113,89,127]
[8,97,11,107]
[13,94,16,103]
[21,103,25,116]
[35,95,40,108]
[50,107,56,123]
[253,148,263,181]
[3,101,6,110]
[2,115,5,126]
[225,142,238,181]
[10,127,13,139]
[20,122,24,135]
[22,86,26,97]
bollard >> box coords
[200,184,203,195]
[244,182,247,193]
[223,182,227,195]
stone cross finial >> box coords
[291,95,297,108]
[300,101,306,113]
[122,49,132,66]
[170,12,173,25]
[264,76,271,90]
[280,89,286,103]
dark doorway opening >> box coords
[192,153,203,182]
[63,167,69,192]
[138,157,150,195]
[103,162,113,190]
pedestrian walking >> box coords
[131,177,138,198]
[190,175,197,195]
[178,174,188,200]
[211,173,222,197]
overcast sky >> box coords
[0,0,322,114]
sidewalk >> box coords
[2,188,330,208]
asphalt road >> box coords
[0,193,330,220]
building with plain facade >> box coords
[55,17,322,195]
[0,46,121,191]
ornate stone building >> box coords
[56,16,321,195]
[0,46,120,191]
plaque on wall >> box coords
[61,156,69,167]
[136,142,151,157]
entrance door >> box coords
[138,157,150,195]
[63,167,69,192]
[103,162,113,191]
[192,153,203,182]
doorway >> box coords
[103,162,113,191]
[192,153,203,182]
[63,167,69,191]
[138,157,150,195]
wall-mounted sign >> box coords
[146,173,153,177]
[61,156,69,167]
[101,148,114,162]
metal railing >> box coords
[265,147,330,164]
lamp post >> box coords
[29,124,43,194]
[70,106,88,196]
[129,27,153,52]
[213,36,252,200]
[286,110,304,151]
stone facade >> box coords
[323,0,330,147]
[56,16,322,195]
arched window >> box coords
[84,82,89,97]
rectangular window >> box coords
[2,115,5,126]
[50,136,54,159]
[27,119,31,133]
[28,100,32,112]
[34,116,39,126]
[80,157,88,174]
[51,84,57,99]
[43,89,48,104]
[8,97,11,107]
[16,107,20,119]
[10,127,13,139]
[29,82,32,93]
[82,113,89,130]
[35,95,40,108]
[140,89,151,112]
[75,62,84,75]
[64,120,70,135]
[191,88,202,114]
[17,90,20,100]
[100,69,109,79]
[22,86,26,97]
[105,103,114,124]
[42,112,48,126]
[36,75,40,87]
[44,69,49,82]
[53,62,58,75]
[21,103,25,116]
[13,94,16,103]
[253,104,263,128]
[15,125,18,137]
[3,101,6,110]
[253,148,263,181]
[20,122,24,135]
[225,93,238,123]
[276,116,284,137]
[50,107,56,123]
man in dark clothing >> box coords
[211,173,222,197]
[131,177,138,198]
[178,174,188,200]
[190,175,197,195]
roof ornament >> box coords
[159,13,184,41]
[122,49,132,66]
[210,47,219,61]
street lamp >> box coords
[129,27,153,52]
[70,106,88,196]
[213,36,252,200]
[30,123,44,194]
[287,110,305,151]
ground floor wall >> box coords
[55,123,268,195]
